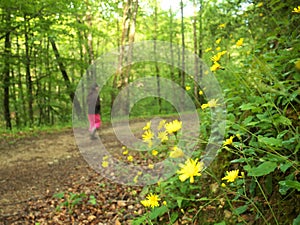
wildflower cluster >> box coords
[101,155,109,168]
[141,119,182,148]
[122,146,134,162]
[210,45,227,71]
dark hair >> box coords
[91,83,99,90]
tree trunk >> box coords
[16,35,26,127]
[180,0,185,88]
[192,0,200,106]
[198,0,203,76]
[3,12,12,129]
[49,37,83,118]
[24,15,34,126]
[154,0,162,113]
[112,0,139,114]
[85,0,95,65]
[169,7,175,83]
[11,70,20,127]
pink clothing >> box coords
[88,114,101,132]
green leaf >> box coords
[279,173,294,195]
[170,212,179,223]
[233,205,248,215]
[214,221,226,225]
[177,198,183,208]
[239,103,257,111]
[246,161,277,176]
[258,136,282,147]
[279,162,293,173]
[53,192,65,199]
[274,115,292,126]
[293,213,300,225]
[149,205,168,220]
[88,195,97,205]
[279,180,300,191]
[231,158,248,163]
[132,215,147,225]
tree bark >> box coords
[3,12,12,129]
[24,15,34,126]
[112,0,139,114]
[193,0,199,105]
[180,0,185,88]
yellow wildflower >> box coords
[211,54,221,62]
[102,161,109,168]
[241,172,245,178]
[127,155,134,162]
[216,46,221,51]
[143,121,151,130]
[169,146,184,158]
[151,149,158,156]
[201,99,219,110]
[165,120,182,134]
[257,2,263,7]
[148,164,154,169]
[218,23,226,29]
[210,62,221,72]
[211,51,226,63]
[141,193,161,208]
[142,130,154,142]
[140,199,150,207]
[158,119,166,130]
[177,158,204,183]
[292,6,300,13]
[158,130,168,142]
[215,38,222,44]
[163,201,167,205]
[221,183,226,187]
[133,175,139,183]
[204,47,212,53]
[185,86,191,91]
[222,169,240,182]
[223,135,234,146]
[199,90,203,95]
[236,38,244,47]
[122,149,129,155]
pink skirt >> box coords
[88,114,101,132]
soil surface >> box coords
[0,121,149,225]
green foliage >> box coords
[53,191,97,214]
[1,0,299,224]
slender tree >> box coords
[2,10,12,129]
[24,15,34,126]
[153,0,162,113]
[180,0,186,88]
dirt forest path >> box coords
[0,120,150,224]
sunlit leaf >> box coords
[245,161,277,176]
